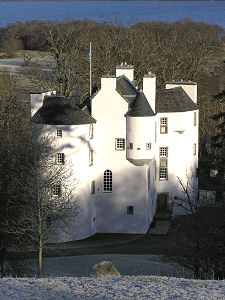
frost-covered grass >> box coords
[0,275,225,300]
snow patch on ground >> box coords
[0,276,225,300]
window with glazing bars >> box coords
[115,138,125,150]
[159,167,168,180]
[159,147,168,180]
[160,118,168,134]
[146,143,151,150]
[160,147,168,157]
[103,170,112,192]
[56,153,65,164]
[56,129,62,137]
[52,184,61,196]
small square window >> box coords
[56,129,62,137]
[52,184,61,196]
[160,118,168,134]
[56,153,65,164]
[91,180,95,194]
[89,150,93,166]
[115,138,125,150]
[146,143,151,150]
[129,143,133,150]
[127,206,134,215]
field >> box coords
[1,275,225,300]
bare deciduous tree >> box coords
[172,173,225,279]
[24,128,79,277]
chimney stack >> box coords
[30,89,56,117]
[101,75,116,91]
[143,72,156,113]
[116,63,134,82]
[166,81,197,103]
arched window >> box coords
[103,170,112,192]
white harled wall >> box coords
[31,66,199,241]
[126,116,155,160]
[91,76,155,234]
[38,124,96,241]
[155,110,199,214]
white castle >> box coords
[31,64,199,241]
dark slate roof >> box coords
[125,91,155,117]
[32,96,96,125]
[116,76,137,104]
[156,87,198,113]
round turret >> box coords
[126,116,155,163]
[125,92,155,165]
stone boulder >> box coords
[90,261,120,276]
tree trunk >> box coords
[0,247,7,278]
[38,237,42,278]
[194,257,200,279]
[38,189,43,278]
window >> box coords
[115,138,125,150]
[194,112,197,126]
[160,118,168,134]
[56,153,65,164]
[146,143,151,150]
[89,124,94,139]
[160,147,168,157]
[160,158,167,167]
[159,147,168,180]
[159,168,168,180]
[127,206,134,215]
[91,180,95,194]
[52,184,61,196]
[56,129,62,137]
[129,143,133,150]
[89,150,93,166]
[103,170,112,192]
[193,143,196,156]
